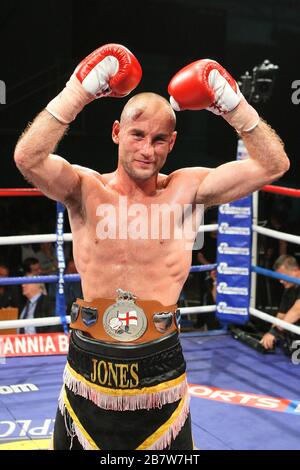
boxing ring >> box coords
[0,180,300,450]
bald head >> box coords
[120,92,176,131]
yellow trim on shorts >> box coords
[66,362,187,396]
[63,387,100,450]
[63,385,188,451]
[136,394,187,450]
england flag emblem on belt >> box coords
[102,290,147,342]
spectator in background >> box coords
[18,280,61,334]
[22,257,42,276]
[22,244,57,274]
[37,242,57,275]
[260,255,300,354]
[22,257,47,296]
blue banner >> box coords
[216,140,252,325]
[55,203,68,334]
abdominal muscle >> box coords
[71,230,193,305]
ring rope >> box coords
[252,224,300,246]
[180,305,216,315]
[0,306,216,330]
[0,264,216,287]
[1,264,299,288]
[1,184,299,198]
[2,223,299,248]
[0,274,80,286]
[190,264,217,273]
[262,185,300,198]
[252,266,300,286]
[249,308,300,336]
[0,316,71,330]
[1,305,299,337]
[0,226,218,247]
[0,188,44,197]
[0,234,73,246]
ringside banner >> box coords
[216,140,252,325]
[0,333,69,357]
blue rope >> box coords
[190,264,217,273]
[0,274,80,286]
[2,264,298,288]
[252,265,300,286]
[0,264,216,286]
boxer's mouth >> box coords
[135,160,154,165]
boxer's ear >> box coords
[168,131,177,154]
[112,121,120,144]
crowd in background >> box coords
[0,198,82,330]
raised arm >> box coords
[14,111,79,204]
[168,59,289,206]
[14,43,142,204]
[196,119,289,206]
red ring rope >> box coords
[0,188,44,197]
[0,185,299,198]
[262,185,300,198]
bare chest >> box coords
[73,185,200,249]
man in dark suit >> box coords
[18,281,62,334]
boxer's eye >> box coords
[132,132,143,140]
[153,135,167,143]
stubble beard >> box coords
[122,159,158,182]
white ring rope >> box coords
[252,224,300,246]
[198,224,218,233]
[4,223,299,248]
[249,307,300,336]
[1,306,299,338]
[0,224,219,247]
[0,233,73,246]
[0,316,71,330]
[0,306,217,330]
[180,305,216,315]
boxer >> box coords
[14,47,289,450]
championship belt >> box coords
[70,289,179,344]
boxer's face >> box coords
[112,101,177,181]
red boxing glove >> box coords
[75,43,142,98]
[46,44,142,124]
[168,59,259,133]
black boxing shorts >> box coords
[53,330,193,450]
